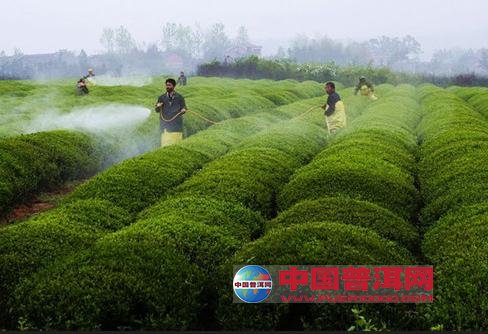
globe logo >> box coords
[233,265,272,303]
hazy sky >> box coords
[1,0,487,59]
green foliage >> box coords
[279,91,420,220]
[138,194,265,240]
[11,215,245,330]
[174,147,300,218]
[0,130,105,216]
[418,86,488,330]
[12,230,205,330]
[421,203,488,330]
[216,222,415,330]
[65,79,325,217]
[0,199,130,326]
[0,81,329,330]
[7,78,488,331]
[467,90,488,118]
[417,86,488,225]
[348,307,387,331]
[268,196,419,250]
[234,120,327,164]
[67,145,210,215]
[197,56,420,86]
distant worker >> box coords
[76,78,89,95]
[155,78,187,147]
[177,71,187,86]
[354,76,377,100]
[321,82,346,135]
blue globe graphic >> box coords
[233,265,272,303]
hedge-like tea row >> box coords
[278,86,421,221]
[67,117,290,216]
[447,86,486,101]
[172,119,328,218]
[467,90,488,119]
[417,86,488,330]
[0,130,106,216]
[180,79,324,136]
[450,87,488,119]
[0,199,131,326]
[217,222,417,330]
[421,203,488,330]
[267,196,419,250]
[8,96,333,330]
[417,86,488,224]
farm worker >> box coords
[321,82,346,135]
[177,71,187,86]
[76,78,89,95]
[155,78,187,147]
[354,76,377,100]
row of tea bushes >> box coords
[279,86,421,221]
[0,92,322,328]
[417,85,488,330]
[7,97,339,330]
[217,86,422,330]
[0,130,106,216]
[0,78,324,214]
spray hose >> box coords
[294,105,322,119]
[159,109,218,124]
[158,105,321,125]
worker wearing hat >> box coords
[83,68,95,79]
[82,68,96,86]
[354,76,377,100]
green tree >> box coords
[202,23,231,61]
[368,35,421,66]
[479,49,488,73]
[99,28,115,53]
[161,23,203,59]
[114,25,137,54]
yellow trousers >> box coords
[360,85,378,101]
[161,129,183,147]
[326,101,347,135]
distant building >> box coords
[163,51,184,72]
[225,43,262,60]
[0,50,82,79]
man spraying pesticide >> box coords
[155,78,187,147]
[321,82,347,135]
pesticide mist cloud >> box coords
[93,75,153,87]
[21,104,156,164]
[22,104,151,134]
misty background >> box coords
[1,0,488,79]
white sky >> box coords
[1,0,487,59]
